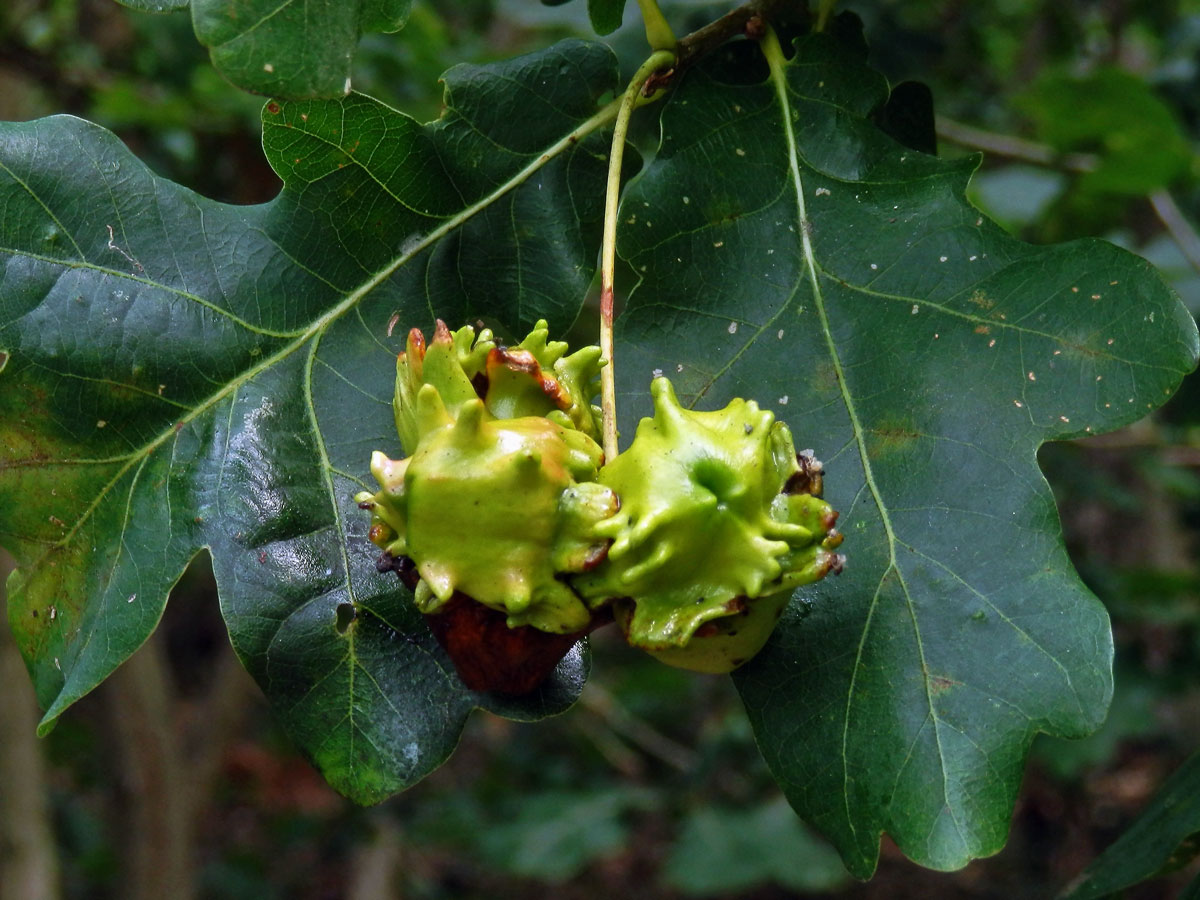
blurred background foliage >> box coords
[1,0,1198,897]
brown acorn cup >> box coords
[377,553,611,695]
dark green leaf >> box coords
[0,40,620,803]
[114,0,190,11]
[588,0,626,35]
[1060,752,1200,899]
[663,796,848,895]
[190,0,413,98]
[614,34,1198,877]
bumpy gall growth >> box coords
[356,320,613,692]
[360,322,844,689]
[574,377,843,673]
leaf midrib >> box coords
[764,31,957,854]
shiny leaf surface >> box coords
[0,40,619,803]
[614,33,1198,876]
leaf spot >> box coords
[336,603,357,634]
[928,674,962,695]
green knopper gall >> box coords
[356,320,614,693]
[574,377,843,673]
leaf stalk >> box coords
[599,48,676,462]
[636,0,677,51]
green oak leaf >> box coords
[1060,751,1200,899]
[613,33,1198,876]
[587,0,627,35]
[115,0,413,98]
[0,40,621,803]
[193,0,412,97]
[115,0,190,11]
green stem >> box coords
[636,0,677,51]
[599,49,675,461]
[815,0,836,31]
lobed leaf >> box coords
[1060,751,1200,899]
[115,0,414,99]
[0,40,620,803]
[613,32,1199,876]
